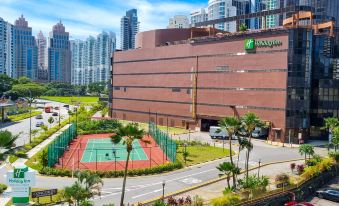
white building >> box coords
[71,31,115,85]
[168,15,190,29]
[208,0,237,32]
[190,8,208,25]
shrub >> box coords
[15,151,27,158]
[78,119,121,133]
[0,184,7,194]
[237,175,269,190]
[297,164,304,175]
[152,200,168,206]
[329,151,339,162]
[211,194,241,206]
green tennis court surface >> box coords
[81,138,148,163]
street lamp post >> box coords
[162,180,166,201]
[28,90,32,144]
[258,159,261,178]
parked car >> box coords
[209,126,228,140]
[316,189,339,202]
[54,106,59,110]
[284,201,314,206]
[63,105,69,108]
[35,122,44,127]
[35,114,43,119]
[252,127,269,138]
[52,112,58,116]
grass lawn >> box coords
[41,96,99,105]
[5,188,65,206]
[119,120,189,135]
[177,145,231,166]
[8,110,42,121]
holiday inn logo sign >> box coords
[245,38,282,50]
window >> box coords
[172,88,181,92]
[159,118,163,125]
[170,119,175,127]
[186,89,191,94]
[124,87,127,92]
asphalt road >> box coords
[0,99,71,147]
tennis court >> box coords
[81,138,148,163]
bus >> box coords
[44,106,53,113]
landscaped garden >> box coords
[8,110,42,121]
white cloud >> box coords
[0,0,206,40]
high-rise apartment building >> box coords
[208,0,237,32]
[190,8,208,25]
[36,31,48,81]
[168,15,190,29]
[264,0,279,28]
[13,15,38,80]
[71,32,115,85]
[48,21,71,83]
[0,18,14,77]
[120,9,139,50]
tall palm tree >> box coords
[218,116,240,188]
[241,112,263,181]
[0,130,19,161]
[299,144,315,163]
[111,123,147,206]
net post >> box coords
[78,147,80,169]
[96,149,98,171]
[150,147,152,168]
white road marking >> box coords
[181,177,202,185]
[132,189,162,199]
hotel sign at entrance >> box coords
[245,38,282,50]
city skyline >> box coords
[0,0,206,41]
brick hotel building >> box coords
[111,12,339,143]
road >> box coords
[0,99,71,147]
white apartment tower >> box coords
[190,8,208,25]
[208,0,237,32]
[168,15,190,29]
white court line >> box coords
[80,139,90,162]
[132,189,162,199]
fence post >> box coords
[96,149,98,171]
[150,147,152,168]
[78,148,80,169]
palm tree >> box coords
[241,112,263,181]
[217,162,240,189]
[239,23,248,32]
[218,116,240,188]
[75,170,103,198]
[111,123,147,206]
[0,130,19,161]
[64,181,89,206]
[299,144,315,163]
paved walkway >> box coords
[0,124,72,206]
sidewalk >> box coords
[0,124,72,206]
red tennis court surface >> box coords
[55,133,170,171]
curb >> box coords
[141,158,304,205]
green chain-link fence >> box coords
[149,122,177,162]
[48,124,77,167]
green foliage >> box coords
[211,194,241,206]
[0,130,20,161]
[302,157,334,179]
[0,183,8,195]
[0,74,16,95]
[39,162,183,177]
[64,182,90,205]
[78,120,121,134]
[48,116,54,125]
[111,123,147,152]
[239,23,248,32]
[237,175,269,190]
[41,96,99,106]
[152,200,168,206]
[329,151,339,162]
[323,117,339,131]
[87,82,106,96]
[39,149,48,168]
[8,110,42,122]
[332,127,339,151]
[217,162,240,189]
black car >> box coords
[35,114,43,119]
[52,112,58,116]
[316,189,339,202]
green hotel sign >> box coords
[245,38,282,50]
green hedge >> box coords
[0,183,7,195]
[78,119,121,133]
[8,110,42,122]
[39,161,183,178]
[78,129,115,135]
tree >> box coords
[48,116,54,125]
[101,107,109,118]
[40,125,48,133]
[218,116,240,188]
[217,162,240,189]
[299,144,315,163]
[17,76,31,84]
[323,117,339,143]
[332,127,339,151]
[239,23,248,32]
[241,112,263,181]
[0,74,16,95]
[64,181,89,206]
[30,129,39,140]
[111,123,148,206]
[11,82,45,103]
[88,82,106,96]
[75,170,103,198]
[0,130,19,161]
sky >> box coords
[0,0,207,42]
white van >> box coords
[209,126,228,139]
